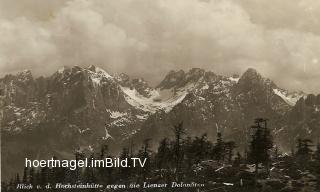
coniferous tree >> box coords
[225,141,236,163]
[156,138,172,169]
[83,153,96,183]
[183,136,195,168]
[100,145,108,159]
[315,142,320,161]
[212,132,225,162]
[49,156,59,185]
[10,121,320,192]
[119,147,131,182]
[172,122,185,176]
[35,170,41,187]
[273,145,279,161]
[185,134,211,166]
[296,138,313,164]
[314,143,320,190]
[29,167,35,186]
[40,167,49,186]
[22,167,28,183]
[138,139,152,181]
[196,134,211,161]
[140,139,151,179]
[14,173,21,187]
[73,150,85,183]
[248,118,273,173]
[97,145,109,185]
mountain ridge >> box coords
[1,65,319,179]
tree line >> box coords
[2,118,320,192]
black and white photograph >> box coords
[1,0,320,191]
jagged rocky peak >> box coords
[17,69,33,79]
[53,66,78,82]
[68,65,82,73]
[55,65,114,84]
[130,78,153,97]
[233,68,307,107]
[116,73,130,84]
[304,94,320,106]
[178,68,208,83]
[157,69,185,89]
[237,68,276,90]
[186,68,205,78]
[185,68,219,86]
[116,72,153,97]
[239,68,263,82]
[86,65,110,74]
[17,70,34,86]
[57,66,71,73]
[0,70,34,86]
[55,66,85,80]
[85,65,113,80]
[87,65,97,72]
[116,73,147,87]
[57,65,90,74]
[4,69,32,79]
[157,68,218,90]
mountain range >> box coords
[1,65,319,179]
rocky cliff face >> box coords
[131,68,310,149]
[279,94,320,149]
[0,66,318,179]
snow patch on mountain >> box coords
[273,89,304,106]
[229,77,240,83]
[90,76,102,86]
[109,116,132,127]
[78,128,91,134]
[120,86,187,113]
[106,109,127,119]
[136,114,148,120]
[94,67,113,79]
[87,66,113,86]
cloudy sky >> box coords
[0,0,320,93]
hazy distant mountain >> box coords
[1,66,319,179]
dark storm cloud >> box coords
[0,0,319,93]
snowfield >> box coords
[120,86,187,113]
[273,89,304,106]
